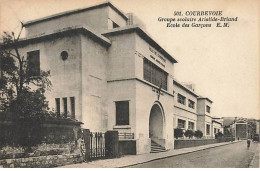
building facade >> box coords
[173,81,198,133]
[172,80,223,138]
[197,97,214,138]
[212,117,224,135]
[5,2,221,154]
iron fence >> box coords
[89,132,106,160]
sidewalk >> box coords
[249,143,260,168]
[60,141,238,168]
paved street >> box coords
[130,141,259,168]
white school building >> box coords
[9,2,222,154]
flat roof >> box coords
[102,25,178,63]
[173,78,199,97]
[197,96,213,103]
[1,26,111,48]
[24,2,128,27]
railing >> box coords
[118,133,134,140]
[81,129,106,161]
[89,132,106,160]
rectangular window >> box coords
[70,97,75,119]
[188,99,195,109]
[27,50,40,76]
[206,124,210,135]
[63,97,67,118]
[177,119,186,129]
[143,58,167,90]
[206,105,211,113]
[55,98,60,117]
[214,128,217,134]
[177,94,186,105]
[188,121,194,130]
[116,101,129,125]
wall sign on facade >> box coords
[149,46,166,68]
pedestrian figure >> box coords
[247,139,251,150]
[238,137,240,141]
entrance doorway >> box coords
[149,102,165,147]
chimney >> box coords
[126,13,134,25]
[126,13,146,30]
[183,83,196,92]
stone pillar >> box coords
[105,130,119,158]
[82,129,90,161]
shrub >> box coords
[174,128,184,139]
[184,130,194,138]
[194,130,203,139]
[215,132,224,139]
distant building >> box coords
[223,117,259,140]
[256,120,260,134]
[234,120,247,139]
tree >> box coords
[0,24,52,119]
[0,25,54,151]
[174,128,184,139]
[194,130,203,139]
[184,130,194,139]
[247,120,257,139]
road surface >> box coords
[130,141,259,168]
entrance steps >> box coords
[151,141,167,153]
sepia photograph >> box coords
[0,0,259,168]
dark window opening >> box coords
[177,119,186,129]
[206,105,211,113]
[188,99,195,109]
[214,128,217,134]
[61,51,68,61]
[206,124,210,135]
[63,97,67,118]
[116,101,129,125]
[55,98,60,118]
[143,58,168,90]
[177,94,186,105]
[70,97,75,119]
[27,50,40,76]
[188,121,194,130]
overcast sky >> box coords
[0,0,259,119]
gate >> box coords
[81,129,106,161]
[89,132,106,160]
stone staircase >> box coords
[151,141,167,153]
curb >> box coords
[120,141,239,168]
[249,153,256,168]
[249,143,259,168]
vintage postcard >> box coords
[0,0,259,168]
